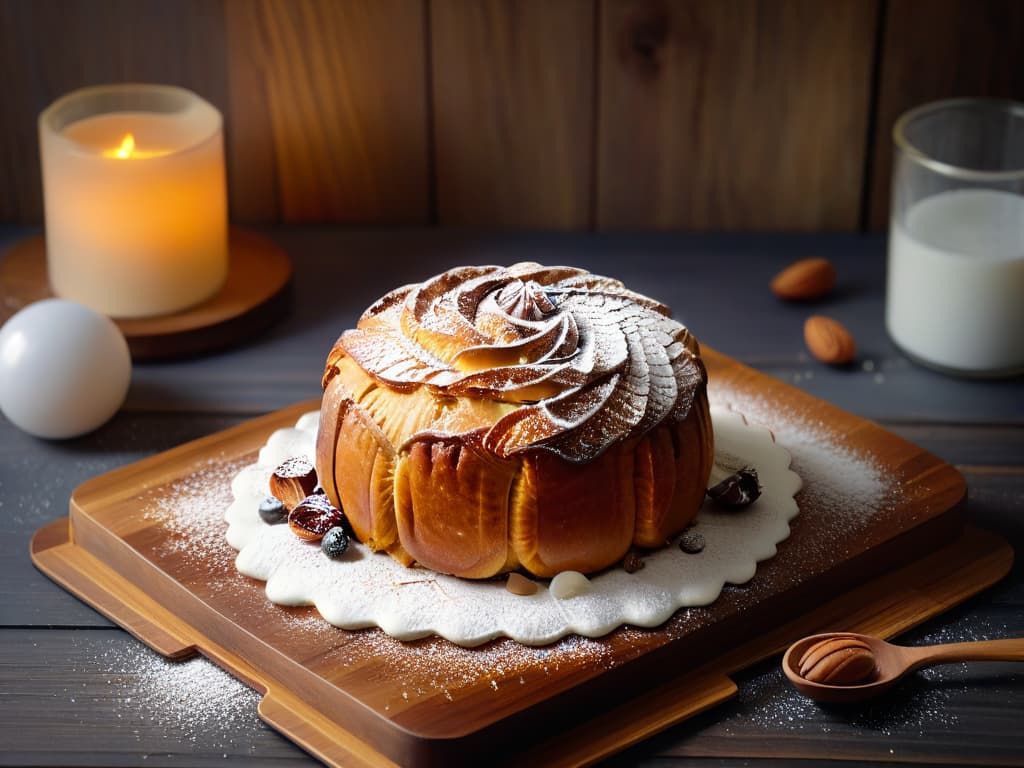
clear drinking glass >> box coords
[886,98,1024,377]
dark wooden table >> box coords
[1,228,1021,767]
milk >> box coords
[886,189,1024,374]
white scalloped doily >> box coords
[225,408,801,647]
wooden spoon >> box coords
[782,631,1024,703]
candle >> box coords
[39,84,228,318]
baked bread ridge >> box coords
[316,263,713,579]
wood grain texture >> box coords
[0,628,312,766]
[0,410,245,629]
[29,351,979,766]
[430,0,595,228]
[5,227,1023,766]
[32,515,1013,766]
[867,0,1024,230]
[0,0,229,224]
[224,0,430,224]
[4,2,1024,231]
[641,583,1024,766]
[596,0,878,231]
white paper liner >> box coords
[226,408,801,647]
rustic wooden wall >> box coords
[596,0,877,230]
[867,0,1024,230]
[0,0,1021,231]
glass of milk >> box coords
[887,99,1024,376]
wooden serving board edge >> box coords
[32,518,1013,768]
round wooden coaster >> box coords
[0,229,292,360]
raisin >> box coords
[707,468,761,509]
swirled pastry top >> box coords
[324,263,706,462]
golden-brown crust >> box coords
[395,436,517,578]
[632,426,681,547]
[316,264,713,579]
[338,263,707,463]
[510,443,637,578]
[318,357,712,578]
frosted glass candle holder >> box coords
[39,84,228,318]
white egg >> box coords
[0,299,131,439]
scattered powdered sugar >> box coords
[723,656,961,739]
[112,645,262,740]
[321,631,622,705]
[347,263,705,463]
[227,407,801,647]
[773,420,891,548]
[721,610,1018,744]
[65,633,265,751]
[141,454,253,574]
[98,389,941,733]
[712,390,895,541]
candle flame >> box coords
[105,133,136,159]
[116,133,135,158]
[100,132,169,159]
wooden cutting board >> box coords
[31,350,1012,768]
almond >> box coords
[505,572,538,596]
[804,316,856,364]
[771,257,836,300]
[270,457,319,511]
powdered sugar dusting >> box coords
[72,634,265,750]
[724,656,961,739]
[713,390,895,536]
[777,424,889,529]
[227,407,802,646]
[322,632,621,705]
[106,394,923,717]
[337,263,705,462]
[141,455,252,573]
[719,612,1017,744]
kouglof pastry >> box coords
[316,263,713,579]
